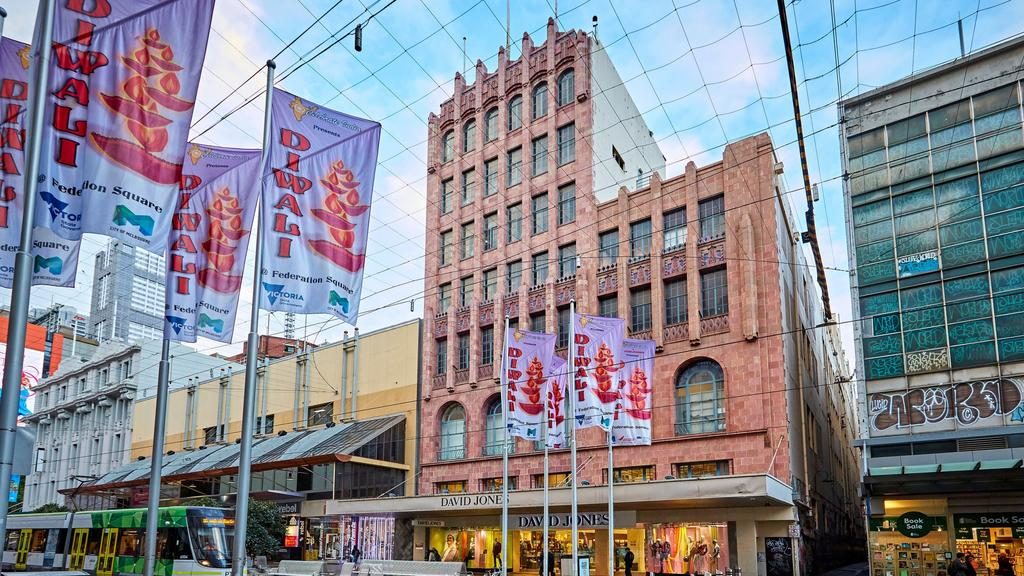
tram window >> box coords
[29,529,48,552]
[86,529,101,555]
[118,529,143,557]
[5,530,17,551]
[156,528,191,560]
[54,530,67,555]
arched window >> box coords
[485,107,499,142]
[508,96,523,132]
[439,403,466,460]
[441,130,455,163]
[557,69,575,106]
[463,119,476,153]
[532,82,548,119]
[483,397,514,456]
[675,360,725,435]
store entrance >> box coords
[956,525,1024,576]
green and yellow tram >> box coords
[2,506,234,576]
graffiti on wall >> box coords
[869,378,1024,432]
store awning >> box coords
[69,414,405,495]
[865,458,1024,496]
[305,473,794,518]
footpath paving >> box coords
[816,562,869,576]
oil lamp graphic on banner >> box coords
[198,187,248,293]
[310,160,370,271]
[593,342,623,404]
[622,364,652,419]
[519,356,547,416]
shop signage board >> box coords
[954,513,1024,539]
[896,511,933,538]
[439,493,506,508]
[977,528,991,542]
[512,511,636,529]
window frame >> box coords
[700,268,729,317]
[532,82,548,119]
[484,107,499,142]
[630,288,652,333]
[558,182,576,225]
[507,147,523,187]
[532,135,548,177]
[462,119,476,153]
[675,360,726,435]
[508,96,523,132]
[532,193,549,235]
[557,69,575,106]
[532,252,549,286]
[439,404,466,461]
[557,123,576,165]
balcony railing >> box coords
[438,447,466,461]
[665,322,689,343]
[454,369,470,385]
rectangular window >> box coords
[436,339,447,374]
[457,333,470,370]
[700,269,729,316]
[557,307,570,348]
[308,402,334,427]
[440,230,453,266]
[558,182,576,225]
[558,243,577,279]
[460,221,475,260]
[507,260,523,294]
[665,279,688,325]
[483,213,498,251]
[484,158,498,197]
[663,208,687,252]
[532,252,549,286]
[532,135,548,176]
[483,268,497,301]
[532,193,549,235]
[461,169,475,206]
[507,203,523,243]
[481,476,517,492]
[256,414,275,434]
[698,196,725,241]
[204,426,218,445]
[532,471,572,488]
[531,312,546,332]
[599,230,619,267]
[630,288,652,333]
[459,276,473,308]
[481,327,494,366]
[507,147,523,187]
[440,179,453,214]
[434,480,467,494]
[612,145,625,171]
[599,295,618,319]
[630,219,652,258]
[603,465,656,484]
[557,123,576,165]
[438,283,452,312]
[673,461,730,479]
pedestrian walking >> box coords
[624,546,635,576]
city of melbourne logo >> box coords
[112,205,154,237]
[198,313,224,334]
[33,255,62,275]
[263,282,304,306]
[165,315,187,335]
[328,290,350,314]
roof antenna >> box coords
[463,36,467,78]
[957,16,965,58]
[592,15,598,40]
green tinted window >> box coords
[901,284,943,309]
[864,355,904,380]
[947,319,995,344]
[853,200,892,226]
[982,184,1024,213]
[872,313,902,335]
[992,268,1024,293]
[987,230,1024,260]
[904,327,947,352]
[892,188,934,215]
[994,291,1024,315]
[980,162,1024,192]
[901,306,945,330]
[950,341,997,368]
[939,219,983,246]
[861,292,899,316]
[935,176,978,204]
[895,210,935,235]
[858,261,896,286]
[857,240,894,266]
[940,240,986,268]
[995,312,1024,338]
[944,275,989,302]
[936,198,981,223]
[863,335,902,358]
[946,298,992,322]
[896,232,937,256]
[985,207,1024,236]
[999,336,1024,361]
[855,220,893,246]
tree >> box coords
[27,503,68,513]
[245,499,285,559]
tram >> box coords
[1,506,234,576]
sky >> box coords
[3,0,1024,376]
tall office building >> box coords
[89,239,166,342]
[840,36,1024,568]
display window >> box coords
[868,517,951,576]
[956,526,1024,576]
[643,523,729,575]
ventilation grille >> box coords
[957,436,1008,452]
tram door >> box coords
[96,528,118,576]
[14,529,31,570]
[68,529,89,570]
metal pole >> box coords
[500,316,510,576]
[351,327,360,420]
[607,431,614,576]
[542,389,550,576]
[142,338,172,576]
[569,300,578,576]
[0,0,52,537]
[231,60,275,576]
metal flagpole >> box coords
[0,0,53,538]
[607,430,614,576]
[569,300,578,576]
[231,60,275,576]
[500,316,510,576]
[542,407,549,576]
[142,338,172,576]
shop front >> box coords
[304,473,797,576]
[954,513,1024,576]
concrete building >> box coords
[839,35,1024,574]
[317,19,861,570]
[29,304,97,376]
[72,319,421,561]
[223,334,317,363]
[88,239,166,342]
[21,339,238,510]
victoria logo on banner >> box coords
[573,314,626,431]
[501,328,557,441]
[31,0,215,253]
[546,356,568,449]
[611,339,656,446]
[260,88,382,322]
[163,143,261,343]
[0,37,80,289]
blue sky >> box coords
[5,0,1024,371]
